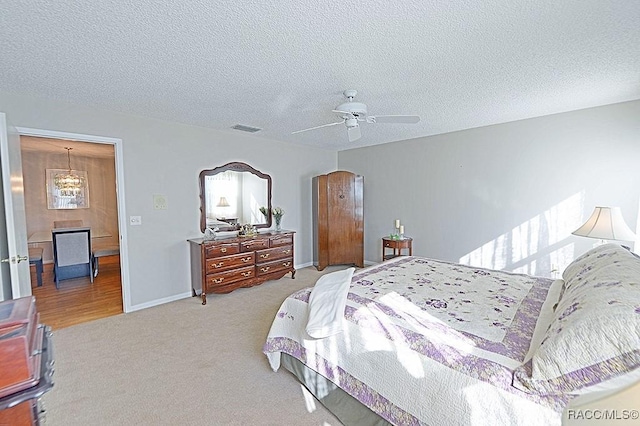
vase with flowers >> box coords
[259,206,268,219]
[272,206,285,231]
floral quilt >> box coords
[264,256,569,425]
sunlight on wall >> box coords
[460,192,585,277]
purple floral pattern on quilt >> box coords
[264,256,569,423]
[347,256,552,360]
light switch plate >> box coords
[153,194,168,210]
[130,216,142,226]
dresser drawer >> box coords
[0,398,37,425]
[256,258,294,276]
[270,234,293,247]
[0,297,41,399]
[204,242,240,258]
[240,237,270,252]
[205,252,255,274]
[256,245,293,263]
[206,266,255,291]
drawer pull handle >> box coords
[260,266,270,272]
[214,262,224,268]
[241,271,252,277]
[283,250,291,254]
[213,278,224,284]
[220,247,227,253]
[242,257,252,262]
[283,262,291,267]
[260,253,270,258]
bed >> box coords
[263,243,640,425]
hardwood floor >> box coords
[30,255,123,330]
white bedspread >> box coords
[264,256,569,425]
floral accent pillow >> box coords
[514,244,640,394]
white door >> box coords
[0,112,31,301]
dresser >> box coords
[0,297,54,426]
[188,231,295,304]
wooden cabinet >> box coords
[189,231,296,304]
[312,171,364,271]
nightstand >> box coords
[382,237,413,261]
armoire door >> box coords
[313,170,363,270]
[327,172,363,266]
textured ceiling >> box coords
[1,1,639,151]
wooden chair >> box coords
[53,220,84,228]
[52,227,93,288]
[28,247,44,287]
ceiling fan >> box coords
[292,89,420,142]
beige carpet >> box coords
[42,266,349,425]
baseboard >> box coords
[295,260,379,270]
[128,291,192,313]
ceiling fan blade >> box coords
[332,109,356,118]
[347,125,361,142]
[367,115,421,124]
[292,120,345,134]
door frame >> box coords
[16,127,132,313]
[0,114,31,300]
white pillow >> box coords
[305,267,355,339]
[514,244,640,395]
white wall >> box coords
[0,91,337,309]
[339,100,640,277]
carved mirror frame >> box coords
[199,162,272,232]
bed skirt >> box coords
[280,353,392,426]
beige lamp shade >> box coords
[572,206,636,241]
[216,197,230,207]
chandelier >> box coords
[54,147,84,196]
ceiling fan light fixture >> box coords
[345,117,359,128]
[292,89,420,142]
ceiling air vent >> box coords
[231,124,262,133]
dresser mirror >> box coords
[199,162,272,232]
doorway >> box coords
[16,127,131,326]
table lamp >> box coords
[572,206,636,243]
[217,196,230,219]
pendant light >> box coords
[54,147,84,196]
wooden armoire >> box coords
[312,171,364,271]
